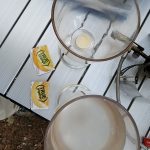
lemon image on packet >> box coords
[31,45,55,75]
[31,81,49,109]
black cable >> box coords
[121,64,143,75]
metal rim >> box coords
[44,95,140,150]
[51,0,141,62]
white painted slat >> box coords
[0,0,52,94]
[129,97,150,137]
[133,70,150,137]
[136,14,150,56]
[0,0,28,43]
[138,0,150,23]
[147,130,150,137]
[7,25,59,108]
[81,58,120,94]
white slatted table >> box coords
[0,0,149,144]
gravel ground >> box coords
[0,111,49,150]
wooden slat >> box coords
[129,97,150,137]
[138,0,150,22]
[132,78,150,137]
[0,0,52,94]
[81,58,120,94]
[146,129,150,137]
[0,0,28,43]
[140,78,150,99]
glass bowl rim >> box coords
[44,94,140,150]
[51,0,141,62]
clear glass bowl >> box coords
[44,95,140,150]
[52,0,140,67]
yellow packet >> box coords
[31,81,49,109]
[31,45,55,75]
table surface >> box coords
[0,0,149,142]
